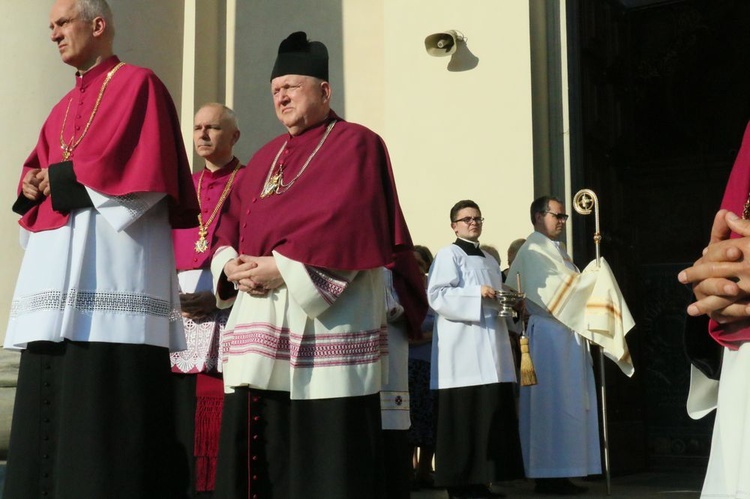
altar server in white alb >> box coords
[428,199,523,499]
[506,195,598,495]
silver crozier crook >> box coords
[573,188,611,495]
[573,189,601,265]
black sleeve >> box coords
[48,161,93,213]
[683,311,723,381]
[12,193,40,215]
[217,270,238,301]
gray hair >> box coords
[198,103,240,131]
[76,0,115,36]
[506,238,526,266]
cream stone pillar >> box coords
[184,0,231,168]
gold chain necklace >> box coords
[744,191,750,220]
[260,120,337,198]
[59,62,126,161]
[195,159,242,253]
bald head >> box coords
[193,103,241,171]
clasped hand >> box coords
[678,209,750,323]
[224,255,284,296]
[22,168,50,200]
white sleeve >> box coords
[275,251,358,319]
[212,245,239,309]
[383,267,404,322]
[686,364,719,420]
[427,249,483,323]
[87,188,166,232]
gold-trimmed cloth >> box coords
[506,231,635,377]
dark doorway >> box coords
[566,0,750,474]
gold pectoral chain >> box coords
[60,62,126,161]
[260,120,337,198]
[195,160,242,253]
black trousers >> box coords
[382,429,412,499]
[3,340,189,499]
[435,382,524,488]
[213,388,385,499]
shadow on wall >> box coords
[448,41,479,71]
[424,30,479,72]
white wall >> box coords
[343,1,536,262]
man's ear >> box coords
[91,16,106,38]
[320,81,332,103]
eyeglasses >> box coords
[545,211,569,221]
[453,217,484,225]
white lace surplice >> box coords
[4,190,185,352]
[212,248,387,400]
[170,269,227,373]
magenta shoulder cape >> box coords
[18,56,198,232]
[214,113,413,271]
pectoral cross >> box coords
[261,171,283,198]
[194,226,209,253]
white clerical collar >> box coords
[457,237,480,248]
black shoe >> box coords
[449,493,505,499]
[468,484,506,498]
[483,490,506,498]
[581,474,603,482]
[534,478,588,495]
[410,477,421,491]
[481,486,506,498]
[415,473,435,489]
[447,485,506,499]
